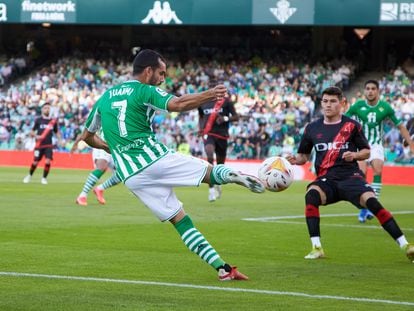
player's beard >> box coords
[149,73,161,86]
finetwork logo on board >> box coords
[381,2,414,21]
[270,0,297,24]
[21,0,76,22]
[141,1,182,24]
[0,3,7,22]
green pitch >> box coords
[0,167,413,311]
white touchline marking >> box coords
[0,272,413,307]
[243,211,414,231]
[243,211,414,222]
[253,220,414,231]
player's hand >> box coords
[285,154,297,165]
[215,115,224,124]
[342,151,355,162]
[409,142,414,154]
[212,84,227,100]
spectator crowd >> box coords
[0,49,413,164]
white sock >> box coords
[311,237,321,248]
[397,236,409,248]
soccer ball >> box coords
[258,156,294,192]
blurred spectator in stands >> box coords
[228,137,246,159]
[252,122,270,159]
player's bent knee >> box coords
[365,197,392,224]
[305,189,321,218]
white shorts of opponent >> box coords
[92,148,115,169]
[367,143,384,162]
[125,152,209,222]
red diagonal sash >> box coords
[203,99,225,136]
[318,122,355,176]
[35,118,56,149]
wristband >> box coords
[223,116,229,122]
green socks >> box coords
[80,169,105,196]
[372,175,382,199]
[210,164,233,185]
[174,215,225,270]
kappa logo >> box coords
[269,0,297,24]
[141,0,182,24]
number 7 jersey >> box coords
[345,99,402,145]
[85,80,174,182]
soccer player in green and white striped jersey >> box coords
[345,80,414,222]
[78,49,265,281]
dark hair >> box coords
[132,49,165,75]
[321,86,343,100]
[364,79,379,89]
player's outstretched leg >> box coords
[76,169,105,206]
[210,164,265,193]
[366,197,414,262]
[93,173,121,205]
[174,215,248,281]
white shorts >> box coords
[367,143,384,162]
[124,152,209,222]
[92,148,114,169]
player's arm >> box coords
[286,153,310,165]
[344,122,371,162]
[79,129,110,154]
[70,133,83,154]
[342,148,370,162]
[168,85,227,112]
[31,119,39,139]
[286,123,312,165]
[220,102,240,122]
[81,101,109,152]
[397,123,414,153]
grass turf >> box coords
[0,166,413,310]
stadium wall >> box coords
[1,150,413,186]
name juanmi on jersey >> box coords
[109,86,134,98]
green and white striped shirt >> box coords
[345,99,401,145]
[85,80,174,182]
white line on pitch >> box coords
[257,220,414,231]
[0,272,413,307]
[243,211,414,222]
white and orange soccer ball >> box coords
[258,156,294,192]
